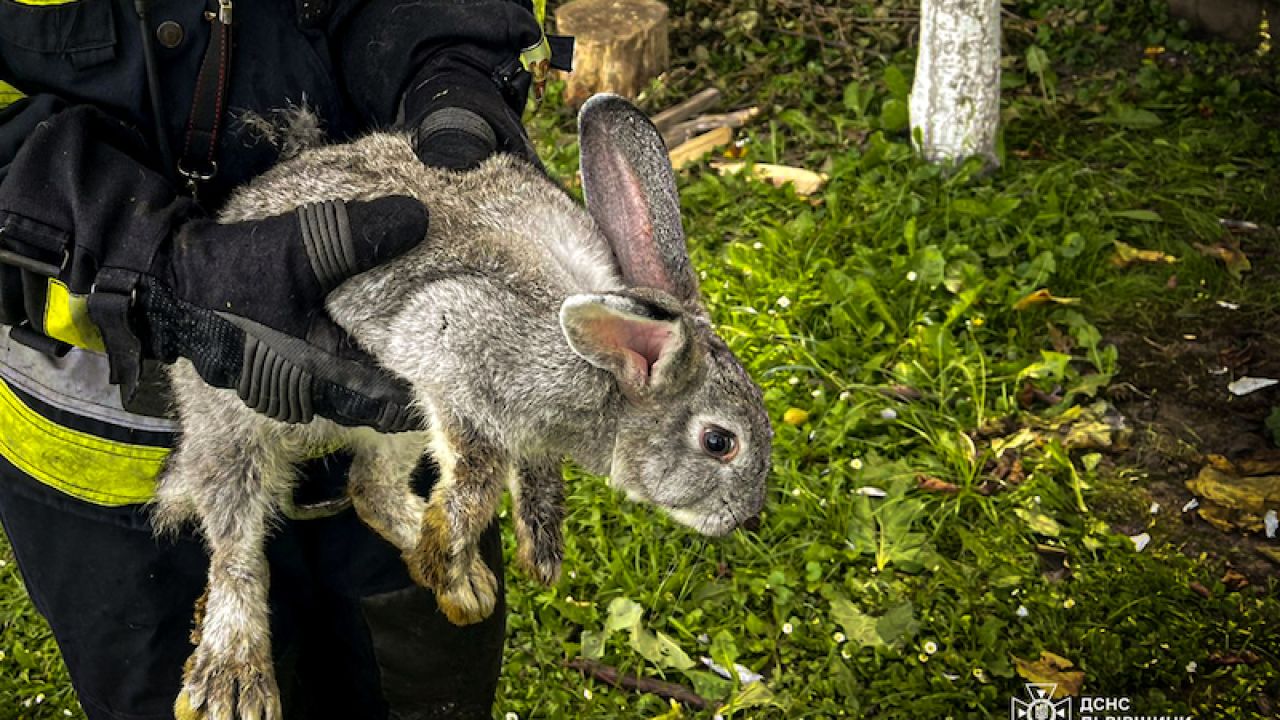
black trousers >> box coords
[0,454,505,720]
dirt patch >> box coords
[1103,236,1280,583]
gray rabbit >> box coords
[156,95,772,720]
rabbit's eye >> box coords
[700,426,738,461]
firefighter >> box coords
[0,0,567,717]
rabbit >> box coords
[155,94,772,720]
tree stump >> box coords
[554,0,670,107]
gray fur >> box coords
[158,95,772,720]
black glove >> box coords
[0,106,425,431]
[123,198,427,431]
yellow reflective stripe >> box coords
[531,0,545,25]
[7,0,78,5]
[43,279,107,353]
[0,379,166,505]
[0,80,25,111]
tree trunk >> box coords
[909,0,1002,168]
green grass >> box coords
[4,1,1280,717]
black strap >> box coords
[178,1,233,196]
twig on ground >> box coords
[651,88,722,134]
[662,107,760,147]
[566,658,710,709]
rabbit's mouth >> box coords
[664,505,745,537]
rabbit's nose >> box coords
[741,515,761,532]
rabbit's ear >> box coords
[578,94,700,304]
[560,294,693,400]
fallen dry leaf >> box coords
[1220,569,1250,591]
[1013,652,1085,697]
[1189,581,1212,599]
[1193,241,1252,278]
[916,474,960,495]
[1014,288,1081,311]
[1185,465,1280,533]
[1110,240,1178,268]
[711,161,829,196]
[1208,650,1261,667]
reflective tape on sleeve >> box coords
[0,379,166,505]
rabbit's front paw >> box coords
[437,554,498,625]
[174,640,281,720]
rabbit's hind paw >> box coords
[437,554,498,625]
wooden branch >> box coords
[651,88,722,133]
[566,658,710,709]
[661,107,761,147]
[668,126,733,170]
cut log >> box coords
[555,0,670,107]
[1167,0,1277,45]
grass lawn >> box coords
[3,1,1279,718]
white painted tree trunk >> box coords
[909,0,1002,167]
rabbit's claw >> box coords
[174,639,281,720]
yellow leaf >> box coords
[1193,241,1251,278]
[649,700,686,720]
[1014,289,1081,311]
[1109,240,1178,268]
[782,407,810,425]
[712,161,830,196]
[1014,651,1085,697]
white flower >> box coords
[506,713,520,720]
[1130,532,1151,552]
[1186,661,1198,673]
[752,242,764,250]
[1182,498,1200,513]
[1015,605,1029,618]
[879,408,898,420]
[35,694,44,704]
[811,389,822,398]
[838,391,851,401]
[841,648,852,659]
[583,688,593,700]
[1063,598,1076,609]
[782,622,794,634]
[776,296,791,308]
[849,458,864,470]
[923,640,938,655]
[791,488,802,497]
[1149,502,1161,515]
[833,632,847,644]
[906,271,919,282]
[788,376,800,385]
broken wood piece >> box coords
[661,106,761,147]
[566,658,709,709]
[710,161,829,196]
[650,87,722,133]
[668,126,733,170]
[554,0,670,107]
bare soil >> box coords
[1103,234,1280,584]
